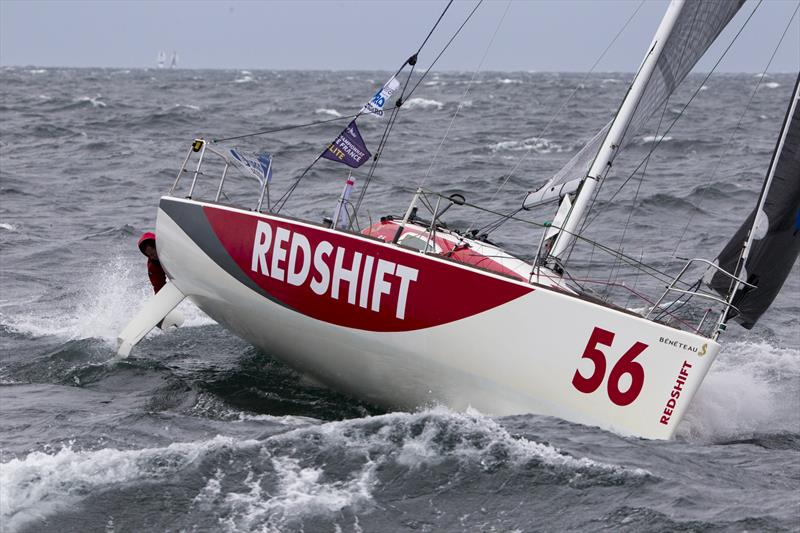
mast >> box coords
[549,0,686,260]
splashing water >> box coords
[0,255,214,345]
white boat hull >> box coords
[156,197,720,439]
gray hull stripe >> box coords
[159,198,293,312]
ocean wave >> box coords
[641,134,673,144]
[275,408,649,478]
[0,223,17,232]
[75,95,107,108]
[404,98,443,110]
[314,108,342,117]
[763,82,780,89]
[490,137,571,154]
[678,340,800,442]
[0,435,260,533]
[497,78,522,84]
[173,103,201,111]
[193,455,377,532]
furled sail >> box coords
[524,0,746,210]
[709,73,800,329]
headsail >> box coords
[525,0,745,214]
[709,73,800,329]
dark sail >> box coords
[709,73,800,329]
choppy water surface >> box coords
[1,68,798,532]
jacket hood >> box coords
[138,232,156,254]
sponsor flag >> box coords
[229,149,272,184]
[361,76,401,118]
[321,120,372,168]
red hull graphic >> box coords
[203,206,533,332]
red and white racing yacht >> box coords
[118,1,799,440]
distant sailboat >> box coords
[157,51,167,69]
[169,51,178,69]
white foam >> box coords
[76,95,107,108]
[0,436,259,533]
[404,98,443,110]
[490,137,569,154]
[278,407,647,476]
[641,134,673,144]
[315,108,342,117]
[763,82,780,89]
[678,340,800,441]
[28,69,47,75]
[234,75,254,84]
[699,85,708,91]
[0,255,215,344]
[174,104,200,111]
[498,78,522,84]
[0,223,17,231]
[192,449,376,532]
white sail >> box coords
[527,0,746,259]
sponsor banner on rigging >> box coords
[321,120,371,168]
[361,76,400,118]
[229,149,273,184]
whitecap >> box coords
[601,78,621,84]
[699,85,708,91]
[0,436,260,532]
[0,223,17,231]
[641,134,672,144]
[678,340,800,442]
[173,103,201,111]
[490,137,569,154]
[763,82,780,89]
[315,108,342,117]
[274,407,649,477]
[404,98,443,110]
[498,78,522,84]
[28,69,47,74]
[200,456,377,532]
[76,95,107,108]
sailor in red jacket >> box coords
[138,232,166,293]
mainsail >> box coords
[524,0,745,211]
[709,73,800,329]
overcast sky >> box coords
[1,0,798,72]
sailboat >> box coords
[157,51,167,69]
[118,1,799,439]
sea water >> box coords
[1,68,798,532]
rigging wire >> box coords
[672,0,798,270]
[581,0,766,232]
[418,188,687,286]
[471,0,647,237]
[420,0,511,189]
[210,113,359,144]
[273,0,459,214]
[350,0,484,224]
[604,2,704,291]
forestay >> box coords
[709,73,800,329]
[523,0,746,210]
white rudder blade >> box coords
[116,282,186,357]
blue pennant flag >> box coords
[229,149,273,184]
[321,120,372,169]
